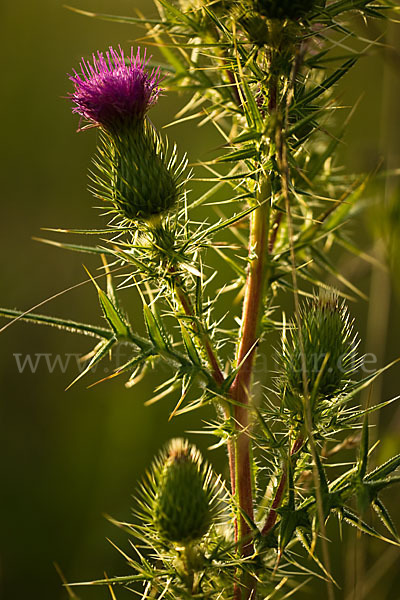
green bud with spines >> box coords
[92,122,187,222]
[141,438,222,546]
[255,0,319,21]
[178,0,230,13]
[238,13,271,47]
[277,290,359,413]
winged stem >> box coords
[230,178,270,598]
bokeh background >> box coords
[1,1,399,598]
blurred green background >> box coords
[1,1,399,599]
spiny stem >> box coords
[230,179,270,599]
[262,470,287,537]
[172,281,236,495]
[262,437,304,537]
[174,283,225,386]
[268,211,283,253]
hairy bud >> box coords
[93,123,186,221]
[255,0,318,20]
[277,290,359,412]
[152,439,218,545]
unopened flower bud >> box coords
[95,123,185,221]
[153,439,216,545]
[255,0,318,20]
[278,290,358,410]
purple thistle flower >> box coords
[69,45,162,130]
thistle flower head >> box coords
[69,46,162,130]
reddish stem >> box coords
[173,282,236,497]
[175,285,224,385]
[262,437,304,537]
[261,471,287,537]
[229,190,270,600]
[268,212,283,254]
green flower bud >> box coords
[238,13,271,47]
[277,290,358,410]
[93,122,187,222]
[178,0,229,12]
[255,0,318,20]
[152,439,217,545]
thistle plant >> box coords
[1,1,400,599]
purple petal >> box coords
[68,45,162,129]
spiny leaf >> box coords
[341,507,400,546]
[0,308,113,340]
[231,129,262,145]
[254,406,280,450]
[294,58,358,109]
[145,380,181,406]
[372,499,400,541]
[217,145,259,163]
[43,226,134,234]
[278,508,308,553]
[334,358,400,409]
[190,203,259,245]
[295,528,337,586]
[322,175,369,232]
[156,0,199,29]
[313,451,329,496]
[89,352,152,388]
[66,336,117,390]
[84,267,131,339]
[180,322,202,366]
[357,414,369,480]
[241,77,264,133]
[143,304,170,352]
[288,105,327,137]
[34,237,114,256]
[68,574,152,586]
[168,373,196,420]
[143,24,187,77]
[64,5,168,25]
[340,395,400,424]
[365,452,400,482]
[311,247,367,300]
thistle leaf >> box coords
[341,507,400,546]
[143,304,170,352]
[241,78,264,133]
[65,336,117,390]
[365,452,400,482]
[84,267,131,340]
[64,5,167,25]
[357,415,369,481]
[294,58,358,108]
[34,237,114,256]
[156,0,198,29]
[0,308,113,340]
[180,323,202,366]
[217,145,259,163]
[372,499,400,541]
